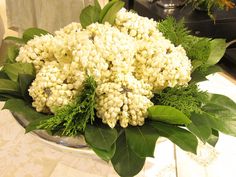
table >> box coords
[0,73,235,177]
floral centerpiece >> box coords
[186,0,235,19]
[1,0,236,176]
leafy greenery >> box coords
[158,17,227,81]
[0,63,35,101]
[28,76,97,136]
[91,143,116,162]
[99,0,119,22]
[5,28,50,44]
[150,122,198,154]
[186,0,235,20]
[101,0,125,24]
[148,105,191,124]
[206,39,227,66]
[18,74,35,102]
[80,5,101,28]
[187,113,212,143]
[201,94,236,136]
[3,98,51,122]
[5,45,19,64]
[0,79,20,94]
[85,123,118,150]
[80,0,124,28]
[125,124,159,157]
[152,84,208,117]
[207,129,219,147]
[111,132,146,177]
[2,63,35,82]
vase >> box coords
[156,0,186,8]
[12,112,88,149]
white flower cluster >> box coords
[16,8,192,128]
[16,34,54,72]
[28,61,77,113]
[115,9,192,91]
[96,74,153,128]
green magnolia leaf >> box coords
[148,105,191,125]
[85,123,118,150]
[18,74,35,101]
[23,28,50,42]
[203,110,236,136]
[0,71,9,79]
[4,36,25,44]
[150,122,198,154]
[99,0,118,22]
[0,93,17,101]
[3,99,50,122]
[0,79,20,96]
[25,116,51,133]
[101,1,124,25]
[80,5,100,28]
[191,60,203,72]
[125,124,159,158]
[190,65,222,83]
[206,39,227,66]
[94,0,101,11]
[206,94,236,111]
[111,132,146,177]
[91,143,116,162]
[2,63,35,82]
[207,129,219,147]
[187,113,212,143]
[6,45,19,63]
[202,94,236,136]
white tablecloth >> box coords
[0,73,235,177]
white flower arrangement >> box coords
[1,1,236,176]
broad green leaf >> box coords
[91,143,116,162]
[125,124,159,158]
[18,74,35,101]
[6,45,19,63]
[206,39,227,66]
[150,122,198,154]
[190,65,222,83]
[202,94,236,136]
[0,79,20,96]
[203,110,236,136]
[4,36,25,44]
[191,60,203,72]
[2,63,35,82]
[94,0,101,11]
[3,99,50,122]
[207,129,219,147]
[25,116,52,133]
[101,1,124,25]
[0,93,17,101]
[0,71,9,79]
[148,105,191,125]
[80,5,100,28]
[187,113,212,143]
[23,28,50,42]
[206,94,236,111]
[111,132,145,177]
[85,123,118,150]
[99,0,118,22]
